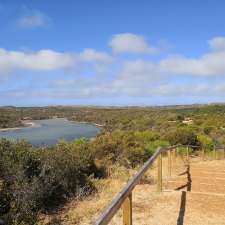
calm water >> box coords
[0,118,100,146]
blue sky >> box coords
[1,0,225,106]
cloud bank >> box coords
[0,48,113,74]
[2,34,225,105]
[208,37,225,51]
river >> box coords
[0,118,100,146]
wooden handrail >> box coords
[93,144,210,225]
[94,144,183,225]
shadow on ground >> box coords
[176,164,192,225]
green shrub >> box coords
[92,130,164,168]
[176,146,193,156]
[203,126,214,135]
[145,140,169,156]
[134,130,160,143]
[197,134,214,151]
[0,139,99,225]
[165,128,198,146]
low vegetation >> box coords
[1,104,225,224]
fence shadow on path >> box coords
[176,164,192,225]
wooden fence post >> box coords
[202,148,205,160]
[168,150,171,177]
[157,153,163,192]
[123,193,132,225]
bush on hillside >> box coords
[0,139,98,225]
[92,130,168,168]
[145,140,170,156]
[197,134,214,151]
[164,128,199,146]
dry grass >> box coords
[39,156,225,225]
[38,165,138,225]
[38,156,187,225]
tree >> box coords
[165,128,198,146]
[197,134,214,151]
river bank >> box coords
[0,118,103,133]
[0,118,100,146]
[0,120,38,132]
[75,121,104,128]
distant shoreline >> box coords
[52,117,104,127]
[0,119,104,132]
[75,121,104,128]
[0,120,38,132]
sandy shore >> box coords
[75,121,104,127]
[0,120,38,132]
[0,119,103,132]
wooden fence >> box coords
[94,145,225,225]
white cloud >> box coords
[3,35,225,104]
[115,60,161,86]
[52,60,163,98]
[158,36,225,77]
[160,51,225,76]
[48,75,225,101]
[79,48,113,63]
[110,48,225,97]
[17,10,50,29]
[0,48,113,74]
[208,37,225,51]
[107,60,167,97]
[49,38,225,100]
[0,49,75,72]
[109,33,159,54]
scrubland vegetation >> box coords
[1,104,225,224]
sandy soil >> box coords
[75,121,104,127]
[40,157,225,225]
[0,120,38,132]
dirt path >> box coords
[43,157,225,225]
[108,159,225,225]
